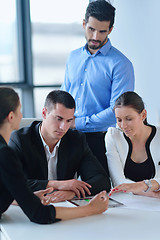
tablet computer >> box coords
[68,196,124,208]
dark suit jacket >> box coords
[9,121,111,194]
[0,135,57,224]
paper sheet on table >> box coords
[111,192,160,211]
[52,201,76,208]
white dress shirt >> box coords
[39,127,61,180]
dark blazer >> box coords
[0,135,57,224]
[9,121,111,194]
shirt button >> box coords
[81,83,83,86]
[85,69,87,71]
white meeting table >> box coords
[1,193,160,240]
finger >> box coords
[80,181,92,188]
[99,191,107,199]
[42,197,51,205]
[42,187,54,195]
[72,188,81,198]
[79,187,86,199]
[108,188,116,196]
[83,185,91,195]
[50,197,58,203]
[51,196,65,203]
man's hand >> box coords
[48,179,92,198]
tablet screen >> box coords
[68,197,124,208]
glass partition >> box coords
[0,0,23,83]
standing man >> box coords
[61,0,135,172]
[9,90,110,202]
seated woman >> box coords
[0,87,108,224]
[105,91,160,197]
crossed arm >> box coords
[46,179,92,202]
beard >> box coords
[87,35,108,50]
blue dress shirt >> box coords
[61,39,135,132]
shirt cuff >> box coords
[75,116,87,131]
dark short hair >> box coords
[44,90,75,112]
[114,91,148,125]
[85,0,115,29]
[0,87,19,125]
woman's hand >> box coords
[55,191,109,220]
[109,180,160,197]
[109,182,147,196]
[46,190,75,203]
[34,187,54,205]
[88,191,109,214]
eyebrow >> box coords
[116,115,132,118]
[89,26,108,32]
[56,115,74,121]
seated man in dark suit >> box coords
[9,90,110,202]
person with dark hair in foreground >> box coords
[0,87,108,224]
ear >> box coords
[108,26,113,35]
[83,19,86,29]
[141,109,147,122]
[42,107,47,119]
[7,111,14,123]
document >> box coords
[111,192,160,211]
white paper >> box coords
[111,192,160,211]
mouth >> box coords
[124,129,132,135]
[89,40,101,45]
[56,131,64,136]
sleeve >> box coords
[150,131,160,184]
[77,133,111,194]
[61,60,71,91]
[9,133,49,191]
[0,147,59,224]
[75,60,135,131]
[105,128,134,187]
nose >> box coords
[92,30,99,40]
[59,121,67,131]
[121,120,127,130]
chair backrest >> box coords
[19,118,42,129]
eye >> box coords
[56,117,62,121]
[67,119,73,123]
[116,118,122,123]
[89,27,94,32]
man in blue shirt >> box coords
[61,0,135,172]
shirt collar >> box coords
[39,125,61,153]
[84,38,112,56]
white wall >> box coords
[110,0,160,125]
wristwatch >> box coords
[143,179,152,192]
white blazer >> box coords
[105,126,160,187]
